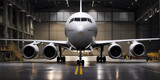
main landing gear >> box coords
[57,46,66,62]
[97,46,106,62]
[77,51,84,65]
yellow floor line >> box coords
[74,65,79,75]
[80,64,83,75]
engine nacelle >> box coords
[129,41,145,57]
[108,43,122,59]
[23,44,39,59]
[43,43,57,60]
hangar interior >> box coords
[1,0,160,80]
[0,0,160,58]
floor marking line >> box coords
[80,64,83,75]
[74,65,79,75]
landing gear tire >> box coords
[57,56,66,63]
[97,56,100,62]
[77,60,84,65]
[97,56,106,63]
[77,60,80,65]
[82,60,84,65]
[102,56,106,62]
[57,56,60,62]
[62,56,66,62]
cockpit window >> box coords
[88,18,92,23]
[75,18,80,21]
[69,18,92,23]
[81,18,87,21]
[69,18,74,23]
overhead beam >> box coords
[136,1,158,22]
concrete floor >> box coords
[0,60,160,80]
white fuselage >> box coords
[65,12,97,50]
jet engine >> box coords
[108,43,122,59]
[43,43,57,60]
[23,44,39,59]
[129,41,145,57]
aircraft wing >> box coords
[94,38,160,46]
[0,39,69,47]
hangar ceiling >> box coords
[28,0,148,12]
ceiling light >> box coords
[149,15,152,18]
[66,0,69,7]
[135,0,137,2]
[157,10,159,13]
[155,8,157,12]
[20,10,25,12]
[8,3,12,6]
[132,3,134,5]
[92,1,95,7]
[144,19,148,21]
[33,17,36,20]
[26,15,31,17]
[110,1,112,4]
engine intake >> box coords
[43,43,57,60]
[23,44,39,59]
[129,42,145,57]
[108,43,122,59]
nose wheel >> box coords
[77,51,84,65]
[77,60,84,65]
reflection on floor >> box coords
[0,60,160,80]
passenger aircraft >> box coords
[0,0,159,64]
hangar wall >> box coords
[0,0,35,48]
[137,14,160,52]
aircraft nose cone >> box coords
[77,26,84,34]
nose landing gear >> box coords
[77,51,84,65]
